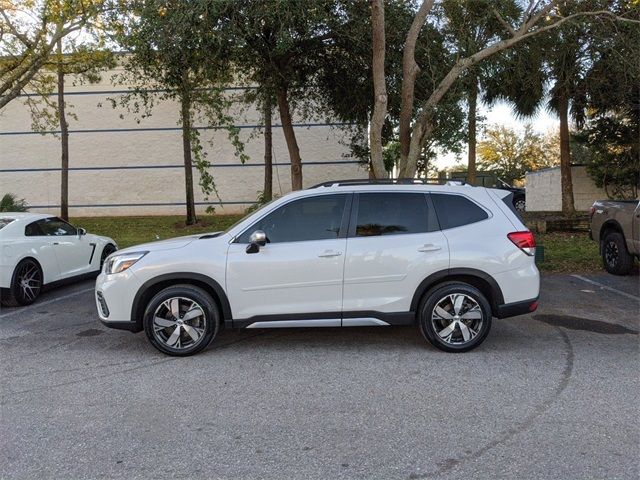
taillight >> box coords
[589,206,596,220]
[508,231,536,256]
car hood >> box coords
[114,232,226,255]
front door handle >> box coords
[318,250,342,258]
[418,244,441,252]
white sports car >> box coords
[0,213,117,306]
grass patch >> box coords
[72,215,602,273]
[535,231,600,273]
[72,215,244,249]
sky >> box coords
[433,100,559,171]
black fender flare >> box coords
[131,272,232,328]
[410,268,505,313]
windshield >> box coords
[0,218,15,230]
[224,199,278,234]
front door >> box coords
[226,193,351,322]
[37,217,94,278]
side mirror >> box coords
[246,230,267,254]
[78,228,87,236]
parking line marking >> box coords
[0,287,94,319]
[571,275,640,301]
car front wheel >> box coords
[143,284,220,356]
[418,282,492,352]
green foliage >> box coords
[0,194,29,212]
[107,0,248,217]
[478,125,558,183]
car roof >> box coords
[0,212,52,222]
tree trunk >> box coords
[57,38,69,221]
[276,84,303,190]
[399,0,434,166]
[558,92,575,216]
[263,93,273,201]
[180,84,197,225]
[467,76,478,185]
[369,0,388,179]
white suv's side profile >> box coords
[96,181,539,356]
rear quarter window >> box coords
[431,193,489,230]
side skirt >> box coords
[231,311,416,329]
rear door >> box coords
[342,192,449,317]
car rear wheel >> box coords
[1,258,43,307]
[602,231,633,275]
[143,284,219,356]
[418,282,492,352]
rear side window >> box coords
[25,221,43,236]
[431,193,489,230]
[354,193,434,237]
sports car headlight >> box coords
[104,251,148,274]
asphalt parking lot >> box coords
[1,272,638,480]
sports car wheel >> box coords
[1,258,43,307]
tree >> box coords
[0,0,106,109]
[20,8,113,220]
[477,124,558,183]
[370,0,639,181]
[109,0,246,225]
[222,0,350,190]
[574,6,640,199]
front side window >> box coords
[431,193,489,230]
[236,194,347,243]
[355,193,432,237]
[36,217,78,236]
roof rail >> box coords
[310,178,442,188]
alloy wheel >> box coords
[431,293,483,345]
[16,261,42,303]
[151,297,207,350]
[604,241,618,268]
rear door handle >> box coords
[418,244,441,252]
[53,242,60,245]
[318,250,342,258]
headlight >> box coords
[104,251,148,274]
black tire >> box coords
[1,258,43,307]
[418,282,492,353]
[513,196,526,212]
[602,231,633,275]
[143,284,219,356]
[100,244,117,270]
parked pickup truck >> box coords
[590,200,640,275]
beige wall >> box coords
[0,66,366,216]
[525,165,610,211]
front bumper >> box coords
[95,269,143,332]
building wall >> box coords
[525,165,610,211]
[0,66,365,216]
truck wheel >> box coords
[513,196,526,212]
[602,231,633,275]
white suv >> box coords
[96,180,539,356]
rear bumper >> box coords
[495,297,538,319]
